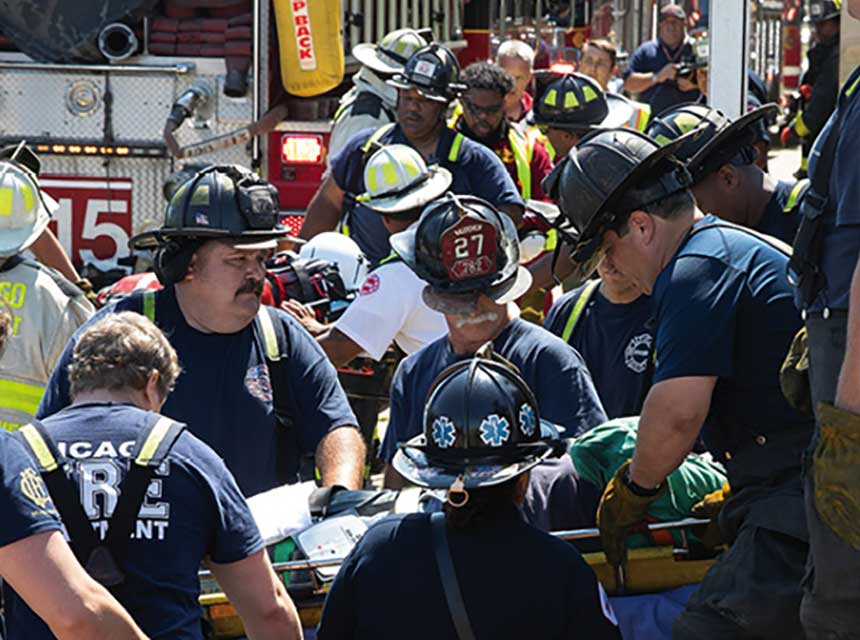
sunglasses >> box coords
[463,99,505,117]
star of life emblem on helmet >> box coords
[479,414,510,447]
[432,416,456,448]
[519,404,536,437]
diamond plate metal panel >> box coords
[0,71,106,139]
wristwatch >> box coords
[624,467,662,497]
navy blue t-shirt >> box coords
[330,124,524,265]
[0,429,62,549]
[4,403,263,640]
[623,39,701,116]
[37,288,357,497]
[316,508,621,640]
[381,317,607,462]
[652,216,814,486]
[545,283,653,419]
[755,180,801,246]
[802,67,860,312]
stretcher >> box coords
[197,516,717,638]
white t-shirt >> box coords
[334,259,447,361]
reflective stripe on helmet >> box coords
[561,279,600,343]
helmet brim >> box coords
[569,127,700,270]
[129,227,289,251]
[686,103,779,176]
[387,77,453,103]
[526,109,602,132]
[420,266,532,314]
[392,419,561,489]
[360,166,452,215]
[0,191,56,258]
[352,43,406,76]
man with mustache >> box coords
[378,194,607,533]
[37,166,365,497]
[300,44,524,266]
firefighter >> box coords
[689,35,773,171]
[38,166,365,497]
[496,38,535,127]
[646,102,803,245]
[7,312,302,639]
[329,28,429,159]
[781,0,841,178]
[317,358,621,640]
[300,43,524,266]
[0,299,143,640]
[0,160,94,431]
[528,71,610,162]
[286,144,449,365]
[623,4,701,116]
[453,61,553,201]
[788,0,860,635]
[0,435,145,639]
[379,193,607,493]
[544,255,652,419]
[548,128,814,639]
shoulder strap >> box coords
[430,512,477,640]
[361,123,396,157]
[16,421,102,563]
[561,279,601,343]
[102,415,185,580]
[254,305,302,482]
[376,251,403,268]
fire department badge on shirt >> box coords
[359,274,380,296]
[245,364,273,403]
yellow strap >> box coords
[142,290,156,322]
[361,123,396,154]
[135,416,174,467]
[507,129,532,200]
[544,229,558,252]
[561,280,600,343]
[783,179,808,214]
[256,306,281,361]
[379,251,399,265]
[19,423,58,471]
[447,133,465,163]
[0,379,45,418]
[447,101,464,128]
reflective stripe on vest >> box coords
[560,279,601,343]
[783,179,808,214]
[18,423,59,471]
[508,128,533,200]
[630,102,651,132]
[448,132,465,163]
[0,379,45,419]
